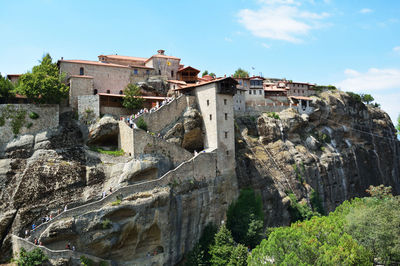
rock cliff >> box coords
[236,90,400,227]
[0,90,399,265]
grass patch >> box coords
[111,199,121,206]
[266,112,280,120]
[89,146,124,156]
[102,219,112,229]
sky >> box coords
[0,0,399,124]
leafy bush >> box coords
[102,219,112,229]
[80,255,95,266]
[314,85,337,92]
[310,189,325,215]
[13,247,48,265]
[346,91,362,103]
[227,188,264,248]
[29,111,39,119]
[267,112,280,120]
[27,122,33,129]
[136,117,147,131]
[185,223,217,266]
[287,193,317,222]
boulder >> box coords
[87,116,119,146]
[164,123,184,140]
[182,128,203,152]
[183,108,201,133]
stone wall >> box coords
[134,95,196,133]
[0,104,59,147]
[78,95,99,120]
[118,121,134,156]
[100,106,131,117]
[132,128,193,167]
[69,76,94,109]
[59,61,132,95]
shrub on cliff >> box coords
[16,54,69,104]
[13,247,48,266]
[227,188,264,248]
[0,73,15,102]
[136,117,147,131]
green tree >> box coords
[185,243,206,266]
[209,72,216,78]
[228,244,248,266]
[122,83,143,110]
[209,224,236,266]
[345,186,400,264]
[233,68,249,78]
[13,248,48,266]
[360,93,374,104]
[17,54,69,104]
[227,189,264,248]
[202,70,209,77]
[0,73,15,102]
[185,223,217,266]
[346,91,362,103]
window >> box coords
[119,90,123,95]
[209,114,212,120]
[224,99,227,105]
[224,131,228,138]
[146,70,150,75]
[226,150,229,156]
[225,113,228,120]
[79,67,84,75]
[207,100,209,106]
[93,89,98,95]
[106,90,110,94]
[134,69,138,75]
[259,90,262,95]
[159,69,161,75]
[171,70,174,77]
[249,90,252,95]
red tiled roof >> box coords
[69,75,93,79]
[97,93,167,100]
[58,60,130,69]
[98,54,147,62]
[175,77,237,91]
[167,80,187,85]
[177,66,200,73]
[145,54,180,63]
[6,74,21,77]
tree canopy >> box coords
[122,83,143,110]
[360,93,374,104]
[396,114,400,135]
[16,54,68,104]
[0,73,15,101]
[202,70,216,78]
[227,188,264,248]
[202,70,209,77]
[233,68,249,78]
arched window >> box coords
[171,70,174,77]
[80,67,84,75]
[119,90,123,95]
[159,69,161,75]
[93,89,98,95]
[106,90,110,94]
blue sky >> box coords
[1,0,399,123]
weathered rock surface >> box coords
[87,116,119,146]
[236,90,400,227]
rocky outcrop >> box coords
[236,90,400,227]
[87,116,119,147]
[164,107,204,152]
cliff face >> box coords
[0,113,237,265]
[1,90,399,264]
[236,90,400,227]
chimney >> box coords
[157,49,165,55]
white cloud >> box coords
[261,43,271,48]
[238,1,330,43]
[393,46,400,53]
[224,37,233,42]
[336,68,400,124]
[359,8,373,14]
[336,68,400,92]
